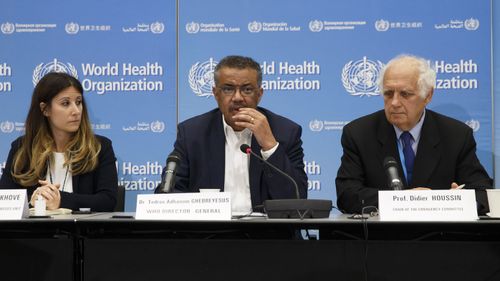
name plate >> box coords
[136,192,231,220]
[379,190,478,221]
[0,189,29,220]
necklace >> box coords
[47,155,70,192]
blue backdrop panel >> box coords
[0,0,494,212]
[0,0,176,211]
[494,0,500,187]
[179,0,492,208]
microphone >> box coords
[383,156,404,190]
[240,144,300,198]
[240,144,332,219]
[156,152,181,193]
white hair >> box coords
[378,54,436,99]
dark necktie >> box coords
[401,132,415,184]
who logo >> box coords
[65,22,79,34]
[0,121,14,133]
[465,119,480,132]
[464,18,479,31]
[188,58,218,98]
[309,120,324,132]
[309,20,323,32]
[1,22,15,34]
[150,22,165,34]
[32,59,78,86]
[248,21,262,33]
[150,121,165,133]
[341,56,384,97]
[186,22,200,34]
[374,20,390,32]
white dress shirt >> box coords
[222,116,278,213]
[45,152,73,193]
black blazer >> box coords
[336,109,491,214]
[0,135,117,211]
[165,107,308,209]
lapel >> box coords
[376,111,406,187]
[209,112,226,191]
[249,137,263,205]
[412,110,440,187]
[72,175,79,193]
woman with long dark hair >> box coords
[0,72,117,211]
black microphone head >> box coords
[383,156,398,169]
[240,144,250,154]
[166,151,181,164]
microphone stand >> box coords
[241,144,332,219]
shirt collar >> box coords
[394,109,426,141]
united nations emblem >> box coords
[150,121,165,133]
[465,119,480,132]
[1,22,15,34]
[0,121,14,133]
[342,56,384,97]
[464,18,479,31]
[248,21,262,33]
[65,22,79,34]
[189,58,218,98]
[186,22,200,34]
[32,59,78,86]
[308,20,323,32]
[374,20,389,32]
[150,22,165,34]
[309,120,324,132]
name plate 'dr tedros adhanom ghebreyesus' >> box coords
[136,192,231,220]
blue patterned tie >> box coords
[401,132,415,184]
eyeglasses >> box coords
[217,85,258,96]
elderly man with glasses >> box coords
[159,55,307,214]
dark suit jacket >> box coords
[0,135,117,211]
[336,109,492,214]
[165,107,308,209]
